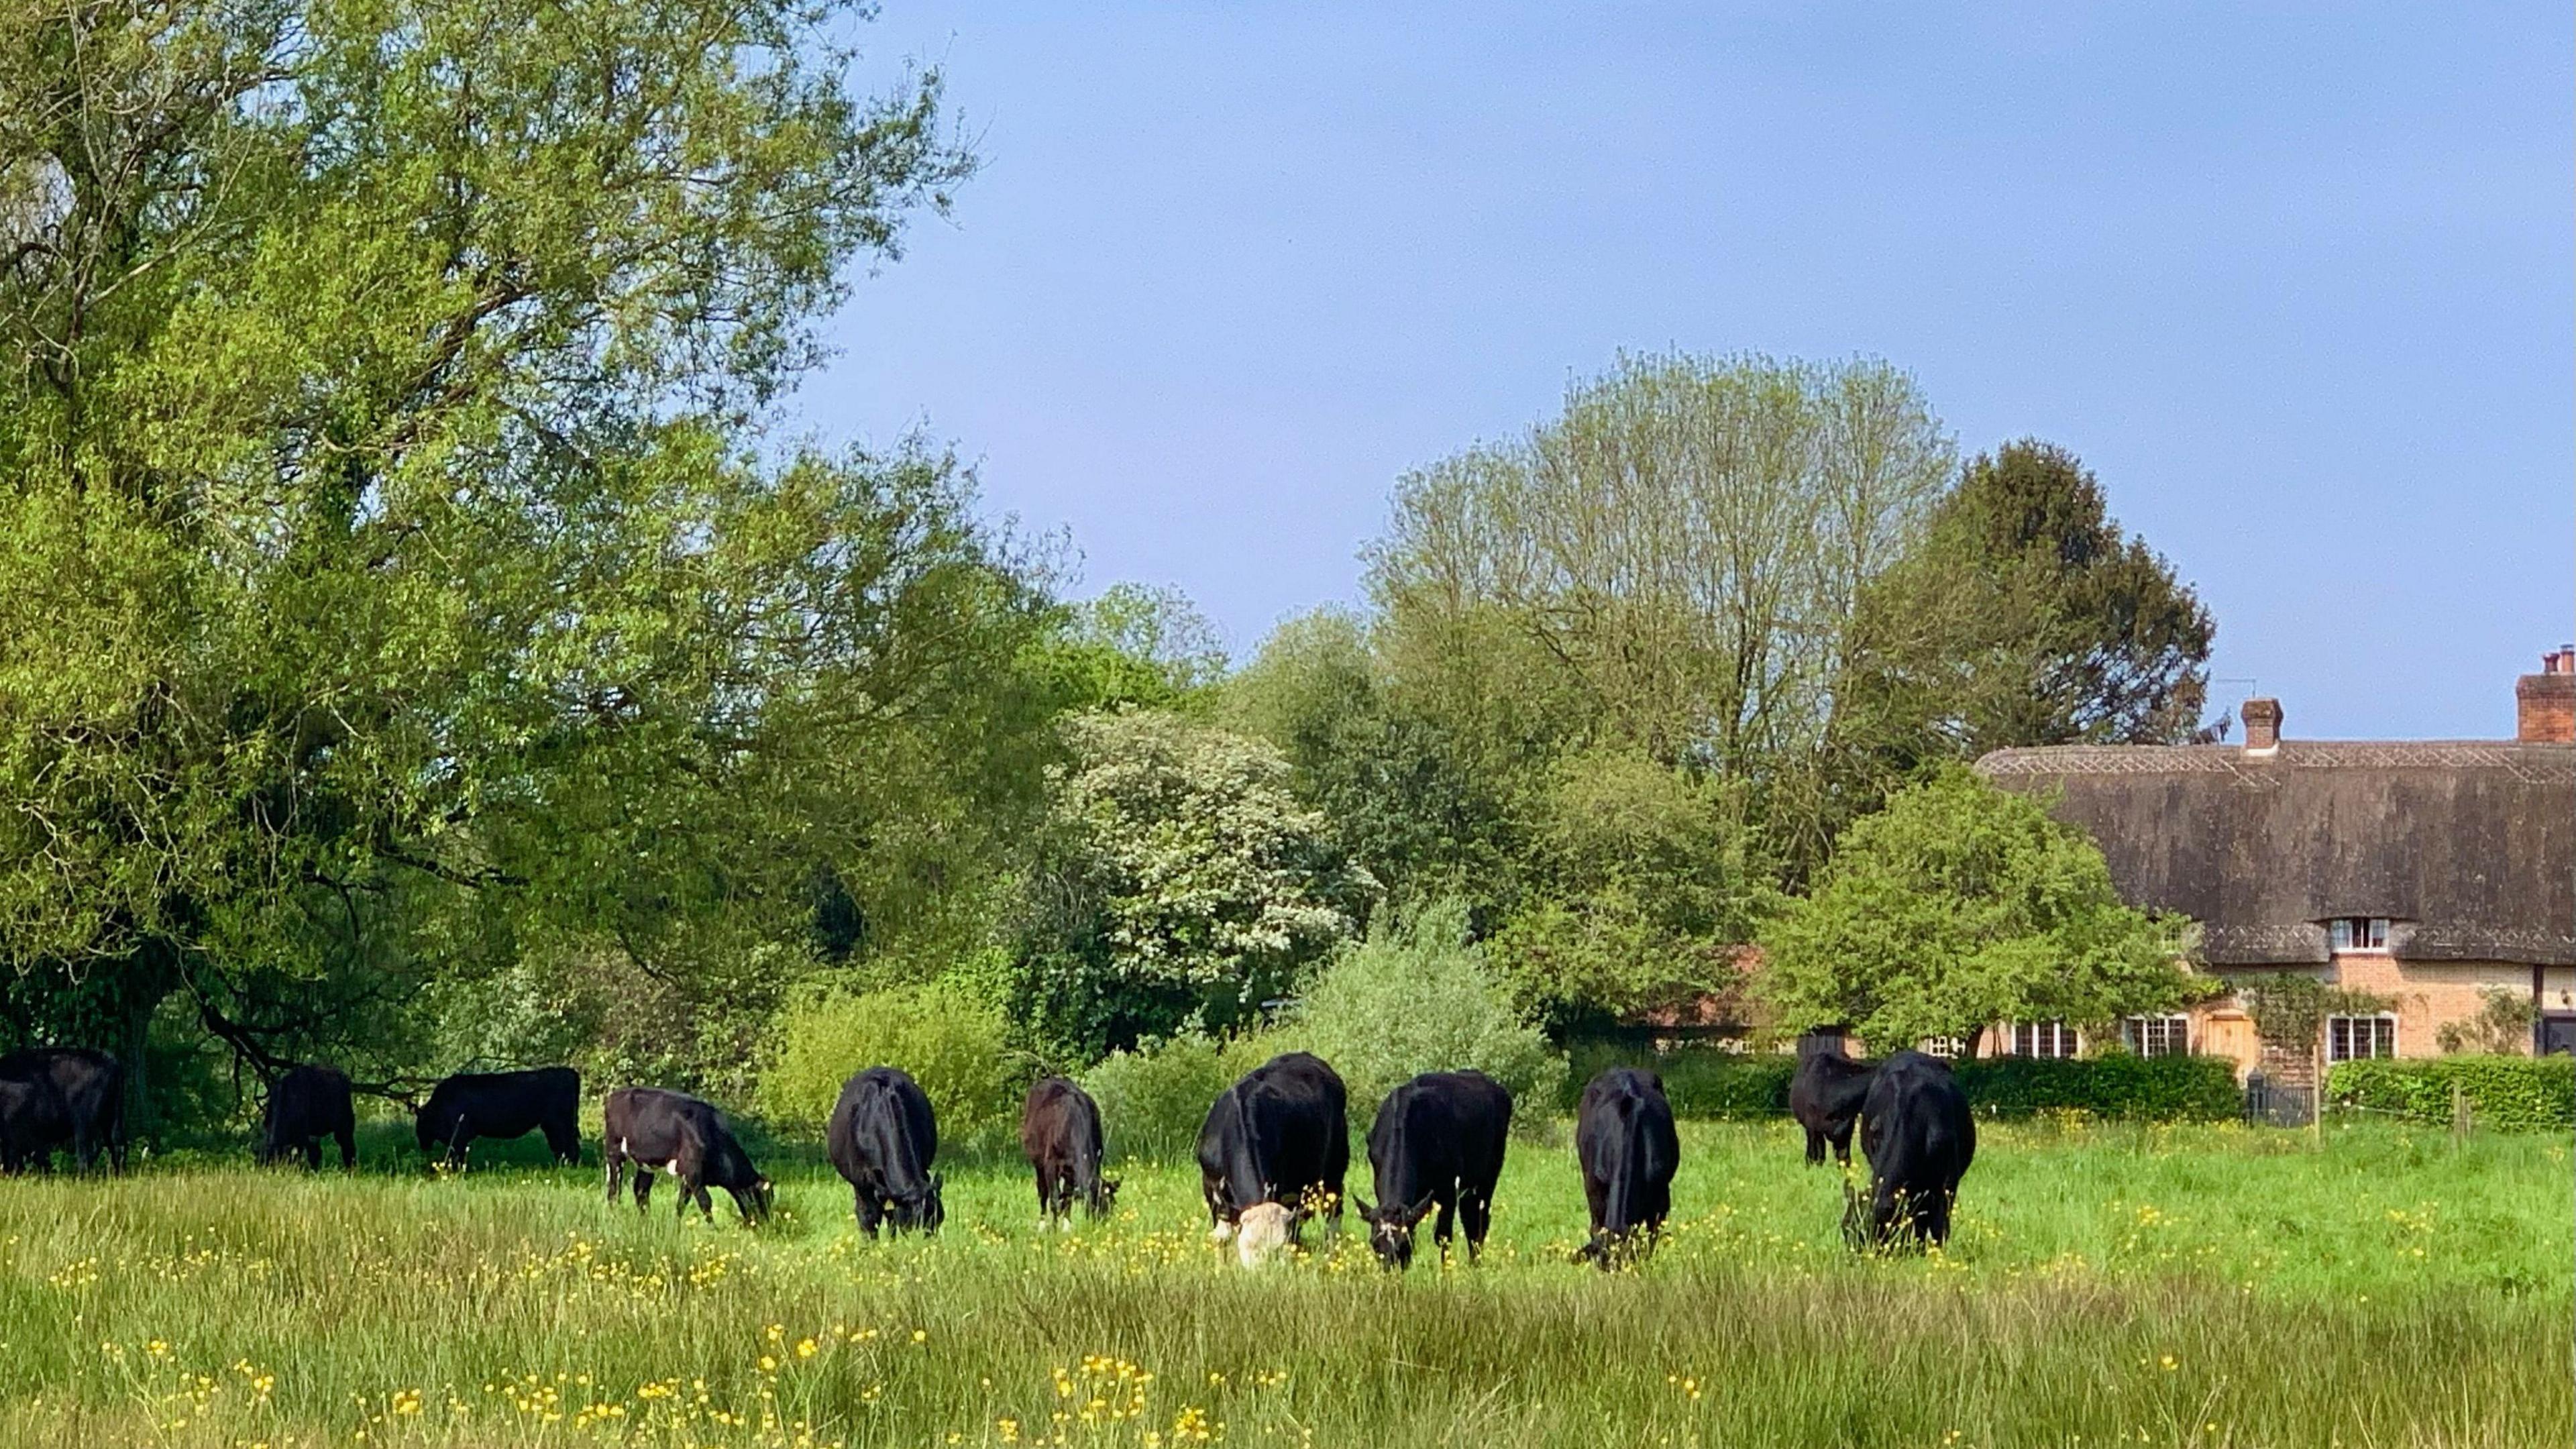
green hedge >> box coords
[1562,1042,2239,1123]
[2326,1055,2575,1131]
[1952,1054,2241,1122]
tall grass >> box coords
[0,1119,2563,1446]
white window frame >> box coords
[1918,1036,1966,1060]
[2326,1013,2398,1062]
[2007,1020,2079,1059]
[2123,1014,2190,1058]
[2327,917,2390,953]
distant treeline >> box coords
[0,0,2216,1133]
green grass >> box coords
[0,1118,2565,1447]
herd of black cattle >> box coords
[0,1038,1976,1268]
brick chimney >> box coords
[2518,648,2576,743]
[2241,697,2282,756]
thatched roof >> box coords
[1974,740,2576,967]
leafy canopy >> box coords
[1841,439,2216,765]
[0,0,1042,1093]
[1758,769,2201,1053]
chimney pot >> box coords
[2241,697,2282,755]
[2518,652,2576,742]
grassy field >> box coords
[0,1117,2564,1448]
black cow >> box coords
[1352,1070,1511,1270]
[1845,1049,1977,1251]
[0,1047,127,1173]
[1574,1067,1678,1269]
[1789,1039,1877,1167]
[413,1067,582,1170]
[0,1078,44,1174]
[825,1067,944,1238]
[258,1065,356,1170]
[1020,1076,1118,1228]
[1196,1051,1349,1250]
[602,1087,772,1224]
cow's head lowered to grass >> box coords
[885,1172,945,1235]
[1351,1192,1437,1271]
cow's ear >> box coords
[930,1172,945,1193]
[1405,1192,1438,1226]
[1350,1193,1374,1220]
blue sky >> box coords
[801,3,2573,741]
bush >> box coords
[1079,1032,1249,1163]
[2328,1055,2575,1131]
[1561,1041,1793,1119]
[1288,901,1566,1126]
[1558,1042,2239,1122]
[1952,1054,2239,1122]
[757,983,1022,1139]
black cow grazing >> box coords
[0,1078,44,1174]
[1845,1049,1977,1251]
[258,1065,356,1170]
[0,1047,127,1173]
[1196,1051,1350,1259]
[1353,1070,1511,1271]
[413,1067,582,1170]
[1020,1076,1118,1229]
[602,1087,773,1224]
[1573,1067,1679,1269]
[826,1067,944,1238]
[1789,1039,1878,1167]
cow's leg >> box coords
[633,1169,655,1212]
[1034,1169,1053,1230]
[303,1136,323,1171]
[604,1145,626,1205]
[334,1126,355,1170]
[690,1178,714,1222]
[543,1116,581,1167]
[1830,1123,1855,1167]
[1460,1190,1493,1261]
[853,1187,883,1240]
[1431,1192,1457,1252]
[1803,1126,1826,1165]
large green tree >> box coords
[1220,608,1521,914]
[1757,770,2201,1055]
[1363,351,1955,881]
[1839,439,2215,767]
[0,0,1052,1105]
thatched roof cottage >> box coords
[1974,651,2576,1082]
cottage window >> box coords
[2122,1014,2190,1058]
[1918,1036,1967,1060]
[2326,1014,2397,1062]
[2007,1020,2078,1059]
[2327,917,2390,953]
